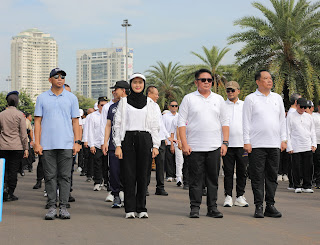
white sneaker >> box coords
[302,188,314,193]
[234,196,249,207]
[295,188,302,193]
[125,212,135,219]
[287,187,295,190]
[277,175,283,182]
[119,191,124,202]
[44,190,47,197]
[77,166,82,172]
[105,192,114,202]
[167,177,173,182]
[223,195,233,207]
[282,174,289,181]
[138,212,148,218]
[93,184,101,191]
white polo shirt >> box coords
[312,112,320,144]
[87,110,103,149]
[287,111,316,152]
[178,90,229,152]
[225,98,244,147]
[162,111,178,145]
[243,89,286,148]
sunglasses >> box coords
[197,78,213,83]
[170,105,178,107]
[226,88,236,93]
[52,74,65,79]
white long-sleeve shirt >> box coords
[155,106,170,141]
[312,112,320,144]
[87,110,103,149]
[178,90,229,152]
[243,89,286,148]
[82,114,92,143]
[287,111,316,152]
[99,100,115,146]
[225,98,244,147]
[162,111,178,145]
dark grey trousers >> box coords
[42,149,73,207]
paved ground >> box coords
[1,161,320,245]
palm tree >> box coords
[182,45,231,97]
[228,0,320,108]
[145,61,184,110]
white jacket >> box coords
[113,96,161,149]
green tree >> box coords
[75,93,96,110]
[0,91,35,114]
[145,61,184,110]
[182,45,231,98]
[229,0,320,108]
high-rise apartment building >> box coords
[76,47,133,100]
[11,28,58,100]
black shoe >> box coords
[28,168,33,173]
[112,196,122,208]
[68,195,75,202]
[189,209,200,218]
[207,207,223,218]
[33,181,42,189]
[146,189,149,196]
[254,205,264,218]
[155,189,168,196]
[202,188,207,196]
[264,205,282,218]
[6,194,19,201]
[177,181,182,187]
[20,170,25,176]
[183,185,189,190]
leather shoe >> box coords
[6,194,19,201]
[33,181,42,189]
[155,189,168,196]
[207,207,223,218]
[68,195,75,202]
[254,205,264,218]
[264,205,282,218]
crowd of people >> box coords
[0,67,319,220]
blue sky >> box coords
[0,0,284,92]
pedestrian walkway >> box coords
[1,162,320,245]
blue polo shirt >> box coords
[34,89,80,150]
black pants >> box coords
[313,145,320,186]
[279,150,289,175]
[222,147,247,197]
[92,148,104,185]
[183,154,189,186]
[0,150,23,195]
[188,149,220,211]
[248,148,280,206]
[292,151,313,189]
[102,153,109,188]
[288,154,294,188]
[121,131,152,213]
[86,148,94,178]
[36,155,45,181]
[78,145,84,169]
[165,145,176,178]
[109,150,121,196]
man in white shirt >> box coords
[243,70,287,218]
[312,101,320,189]
[163,101,179,182]
[178,69,229,219]
[222,81,249,208]
[87,97,108,191]
[287,98,316,193]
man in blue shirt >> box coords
[34,68,81,220]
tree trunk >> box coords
[283,78,290,110]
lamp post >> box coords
[121,19,131,81]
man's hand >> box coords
[90,146,96,155]
[102,144,109,156]
[30,141,34,147]
[115,146,123,159]
[178,141,182,150]
[170,144,175,154]
[281,141,287,152]
[288,150,293,154]
[221,144,228,156]
[84,142,88,148]
[73,143,81,156]
[152,148,159,158]
[312,146,316,153]
[23,150,29,158]
[34,143,43,155]
[182,143,192,156]
[244,144,252,154]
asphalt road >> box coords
[1,161,320,245]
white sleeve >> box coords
[219,98,229,126]
[87,115,95,148]
[82,116,89,142]
[149,102,160,149]
[170,117,177,135]
[113,99,124,147]
[242,96,252,145]
[279,97,287,141]
[311,117,317,148]
[100,105,109,146]
[286,115,293,152]
[178,96,188,128]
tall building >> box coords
[76,47,133,100]
[11,28,58,100]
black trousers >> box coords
[222,147,247,197]
[248,148,280,206]
[121,131,152,213]
[188,149,220,211]
[92,148,104,185]
[279,150,289,175]
[313,145,320,185]
[86,148,94,178]
[109,150,121,196]
[102,152,109,187]
[36,155,45,181]
[0,150,23,195]
[78,145,84,169]
[292,151,313,189]
[183,154,189,186]
[165,145,176,178]
[288,154,294,188]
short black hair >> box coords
[289,93,301,105]
[64,84,70,88]
[195,69,212,80]
[25,113,32,118]
[169,100,178,106]
[146,86,157,95]
[98,96,108,105]
[254,70,269,81]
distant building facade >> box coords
[76,47,133,100]
[11,28,58,101]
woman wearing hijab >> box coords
[114,73,160,219]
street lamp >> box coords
[121,19,132,81]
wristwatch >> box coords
[223,141,229,147]
[75,140,82,145]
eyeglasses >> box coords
[300,106,310,109]
[197,78,213,83]
[52,74,65,79]
[170,105,178,107]
[226,88,236,93]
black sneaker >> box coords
[264,205,282,218]
[155,189,168,196]
[189,209,200,218]
[6,194,19,201]
[33,181,42,189]
[254,205,264,218]
[207,207,223,218]
[68,195,75,202]
[112,196,122,208]
[177,181,182,187]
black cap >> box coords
[297,98,308,107]
[307,100,314,107]
[50,68,66,78]
[98,96,108,102]
[110,80,130,89]
[6,91,19,100]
